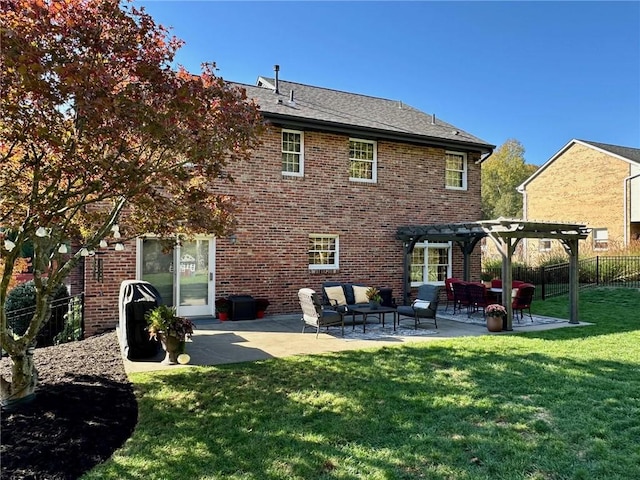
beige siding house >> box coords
[517,139,640,262]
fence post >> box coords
[596,256,600,286]
[541,266,546,300]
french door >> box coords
[139,236,215,317]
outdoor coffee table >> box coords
[347,306,397,333]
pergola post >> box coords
[562,238,580,324]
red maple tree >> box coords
[0,0,263,406]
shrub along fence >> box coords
[5,293,84,348]
[485,256,640,300]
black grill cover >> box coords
[118,280,162,360]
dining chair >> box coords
[444,277,460,312]
[511,284,535,322]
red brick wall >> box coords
[82,125,483,335]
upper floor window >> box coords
[308,235,339,270]
[593,228,609,250]
[445,151,467,190]
[282,129,304,176]
[349,139,377,183]
[539,239,552,252]
[410,242,451,286]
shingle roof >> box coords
[229,77,494,155]
[578,140,640,164]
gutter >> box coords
[262,113,495,156]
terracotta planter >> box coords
[486,315,503,332]
[256,310,265,319]
[218,312,229,321]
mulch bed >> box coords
[1,331,138,480]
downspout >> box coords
[623,172,640,246]
[517,184,528,261]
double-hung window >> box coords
[593,228,609,250]
[349,139,377,183]
[539,239,552,252]
[282,129,304,176]
[445,151,467,190]
[410,242,451,286]
[308,235,339,270]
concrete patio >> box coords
[122,307,587,374]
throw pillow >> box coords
[324,286,347,306]
[412,300,430,310]
[352,285,369,304]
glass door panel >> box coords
[140,238,175,306]
[176,238,214,317]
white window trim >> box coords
[410,241,452,287]
[308,234,339,270]
[349,138,377,183]
[282,129,304,177]
[593,228,609,251]
[445,151,467,190]
[539,239,552,252]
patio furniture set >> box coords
[444,278,535,322]
[298,282,441,338]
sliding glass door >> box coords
[139,237,215,317]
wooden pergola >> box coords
[396,218,590,330]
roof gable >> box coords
[518,139,640,190]
[229,76,494,155]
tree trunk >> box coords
[0,346,38,410]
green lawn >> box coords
[84,288,640,480]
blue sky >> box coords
[136,1,639,165]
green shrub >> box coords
[5,280,70,346]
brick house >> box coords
[517,139,640,262]
[81,71,494,335]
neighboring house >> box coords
[81,70,494,335]
[517,139,640,262]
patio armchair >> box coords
[512,283,535,322]
[396,284,441,329]
[298,288,344,338]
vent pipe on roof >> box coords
[431,114,436,125]
[274,64,280,94]
[290,90,294,102]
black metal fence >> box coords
[5,293,84,347]
[485,256,640,300]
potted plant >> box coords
[215,297,230,321]
[366,287,383,309]
[255,298,270,318]
[145,305,194,364]
[485,304,506,332]
[480,272,493,288]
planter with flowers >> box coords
[485,304,506,332]
[146,305,194,364]
[366,287,383,309]
[215,297,230,321]
[480,272,494,288]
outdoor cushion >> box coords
[412,300,431,310]
[324,286,347,306]
[352,285,370,304]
